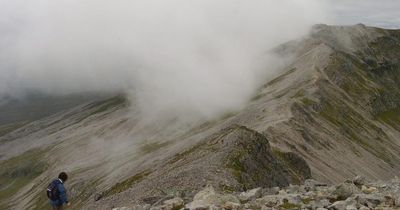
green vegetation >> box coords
[73,95,127,125]
[28,190,51,210]
[376,107,400,128]
[300,98,316,106]
[86,95,127,116]
[140,141,171,154]
[102,170,151,197]
[314,97,394,166]
[168,143,204,165]
[279,202,301,209]
[271,149,311,184]
[301,197,313,204]
[219,184,236,193]
[0,121,29,137]
[225,149,247,185]
[0,149,48,209]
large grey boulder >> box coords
[163,197,184,210]
[238,187,262,202]
[305,179,328,191]
[328,197,356,210]
[185,185,239,210]
[354,193,384,209]
[331,183,361,200]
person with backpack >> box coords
[47,172,70,210]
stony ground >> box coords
[3,25,400,210]
[112,176,400,210]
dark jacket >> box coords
[49,179,68,206]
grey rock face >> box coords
[238,187,262,202]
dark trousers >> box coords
[52,205,64,210]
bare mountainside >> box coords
[1,24,400,209]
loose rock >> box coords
[238,187,262,202]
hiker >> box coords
[47,172,70,210]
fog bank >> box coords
[0,0,329,119]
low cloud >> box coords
[0,0,329,119]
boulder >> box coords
[310,199,331,209]
[260,206,273,210]
[352,176,367,187]
[354,193,384,209]
[384,195,396,207]
[163,197,184,210]
[305,179,328,191]
[262,187,280,196]
[112,207,132,210]
[278,189,288,195]
[328,198,356,210]
[331,183,361,200]
[361,186,377,194]
[185,202,209,210]
[253,194,302,209]
[287,185,301,194]
[143,204,151,210]
[395,194,400,207]
[328,201,346,210]
[238,187,262,202]
[221,201,241,210]
[130,205,150,210]
[186,185,239,210]
[345,204,357,210]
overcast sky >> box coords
[328,0,400,29]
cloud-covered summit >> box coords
[0,0,330,119]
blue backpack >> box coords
[46,180,60,201]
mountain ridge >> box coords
[1,24,400,209]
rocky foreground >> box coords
[112,176,400,210]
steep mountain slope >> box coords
[1,24,400,210]
[0,92,106,135]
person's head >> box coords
[58,172,68,182]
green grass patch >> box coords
[86,95,127,116]
[301,197,313,204]
[0,149,48,209]
[0,121,30,137]
[73,95,127,125]
[300,98,316,106]
[279,202,301,209]
[103,170,151,197]
[376,107,400,128]
[140,142,171,154]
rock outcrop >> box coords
[112,176,400,210]
[90,125,311,209]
